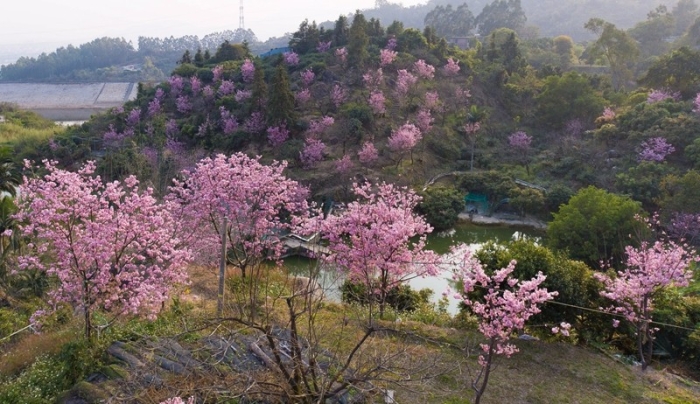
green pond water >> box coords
[284,223,543,314]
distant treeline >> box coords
[0,29,275,83]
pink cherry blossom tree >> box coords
[594,240,697,370]
[443,57,460,76]
[300,69,315,87]
[295,88,311,105]
[267,124,290,147]
[395,69,417,97]
[358,141,379,165]
[283,51,300,66]
[415,108,433,133]
[638,137,675,162]
[317,182,439,320]
[368,91,386,115]
[647,88,681,103]
[16,161,191,339]
[241,59,255,83]
[190,76,202,93]
[448,245,557,404]
[169,153,308,281]
[508,130,533,173]
[335,47,347,63]
[388,123,422,166]
[334,154,354,174]
[379,49,397,66]
[300,138,326,168]
[331,84,347,108]
[317,41,332,53]
[212,65,224,82]
[218,80,235,97]
[413,59,435,79]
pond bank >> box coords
[457,212,547,230]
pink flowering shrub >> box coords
[301,69,315,86]
[638,137,675,162]
[235,89,252,102]
[334,154,354,174]
[300,138,326,168]
[218,80,235,97]
[508,131,532,149]
[369,91,386,114]
[331,84,347,108]
[244,111,266,134]
[424,91,439,109]
[283,51,300,66]
[159,397,195,404]
[295,89,311,104]
[267,124,290,147]
[388,123,422,154]
[317,41,331,53]
[386,37,397,50]
[308,116,335,136]
[413,59,435,79]
[380,49,397,66]
[443,57,460,76]
[396,69,417,96]
[201,85,215,100]
[415,109,433,133]
[219,107,239,135]
[176,95,191,114]
[126,108,141,127]
[647,88,681,103]
[147,98,161,117]
[166,119,179,137]
[241,59,255,83]
[358,141,379,164]
[362,68,383,90]
[168,75,184,96]
[190,76,202,94]
[212,65,224,82]
[16,160,191,338]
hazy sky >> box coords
[2,0,426,48]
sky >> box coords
[1,0,426,48]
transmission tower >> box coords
[239,0,244,30]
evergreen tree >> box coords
[251,61,267,110]
[267,64,296,126]
[334,15,350,47]
[348,11,369,69]
[194,48,204,67]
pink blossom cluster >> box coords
[301,69,315,86]
[647,88,681,104]
[244,111,266,134]
[126,108,141,127]
[219,107,239,135]
[201,85,215,100]
[190,76,202,93]
[362,68,384,90]
[308,116,335,136]
[166,119,179,137]
[176,95,191,114]
[443,57,460,76]
[455,87,472,102]
[388,123,422,153]
[169,75,184,96]
[335,47,347,63]
[147,98,161,117]
[300,138,326,168]
[16,161,191,335]
[601,106,616,121]
[386,37,397,50]
[395,69,417,96]
[448,245,557,365]
[103,124,134,145]
[508,131,532,149]
[638,137,675,162]
[331,84,347,108]
[369,91,386,114]
[212,65,224,82]
[358,141,379,164]
[424,91,440,109]
[235,89,252,102]
[693,92,700,114]
[155,88,165,100]
[595,240,697,325]
[283,51,300,66]
[218,80,235,97]
[267,124,290,147]
[334,154,354,174]
[295,89,311,104]
[241,59,255,83]
[413,59,435,79]
[380,49,398,66]
[159,397,195,404]
[316,182,439,316]
[317,41,332,53]
[168,153,308,270]
[415,109,433,133]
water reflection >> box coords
[284,223,541,315]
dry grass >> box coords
[0,327,77,377]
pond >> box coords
[284,223,543,314]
